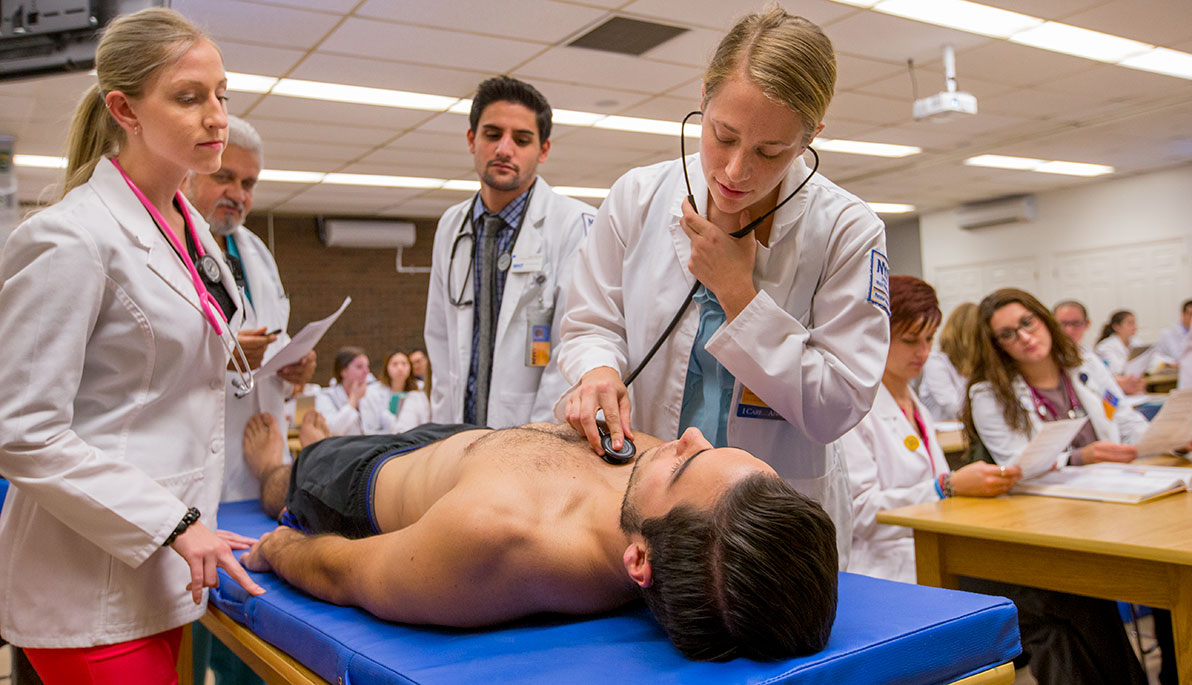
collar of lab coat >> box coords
[508,176,548,261]
[665,153,815,248]
[90,157,243,329]
[873,382,934,461]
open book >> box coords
[1011,462,1192,504]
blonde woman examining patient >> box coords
[0,9,263,683]
[555,7,890,561]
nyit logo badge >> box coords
[581,213,595,235]
[867,249,891,316]
[1102,389,1118,420]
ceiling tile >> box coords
[217,40,306,77]
[356,0,609,43]
[249,95,434,130]
[634,27,722,68]
[835,53,907,91]
[1058,0,1192,46]
[624,0,856,31]
[979,0,1114,21]
[320,18,546,72]
[947,41,1094,87]
[519,80,653,114]
[823,12,994,63]
[516,46,698,93]
[289,54,482,96]
[248,117,397,147]
[176,0,342,49]
[826,91,909,126]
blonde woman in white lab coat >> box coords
[0,9,263,681]
[843,278,1017,584]
[555,8,890,562]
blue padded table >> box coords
[203,500,1020,685]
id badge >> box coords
[525,303,553,367]
[736,386,783,420]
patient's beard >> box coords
[619,457,646,535]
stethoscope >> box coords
[1026,372,1087,421]
[600,110,820,465]
[446,185,536,308]
[111,158,255,398]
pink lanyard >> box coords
[110,158,227,336]
[900,405,936,477]
[1027,373,1082,421]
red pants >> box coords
[23,626,183,685]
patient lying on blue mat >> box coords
[238,412,837,661]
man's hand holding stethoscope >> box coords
[679,199,758,322]
[566,366,634,456]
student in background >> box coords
[409,348,431,392]
[917,302,977,421]
[316,347,377,436]
[843,278,1017,584]
[962,288,1148,685]
[362,350,431,433]
[1055,300,1142,394]
[1154,298,1191,366]
[1094,309,1136,376]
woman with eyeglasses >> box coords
[965,289,1147,468]
[555,7,889,563]
[0,8,264,682]
[960,288,1150,685]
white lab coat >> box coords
[555,154,891,564]
[918,351,967,422]
[969,354,1148,468]
[425,177,593,428]
[0,158,242,647]
[1093,335,1131,375]
[842,384,948,584]
[360,384,431,433]
[1155,323,1188,365]
[220,225,292,502]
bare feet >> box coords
[299,410,331,449]
[243,413,285,480]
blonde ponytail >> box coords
[61,7,210,196]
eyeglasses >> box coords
[993,313,1042,344]
[1056,319,1087,329]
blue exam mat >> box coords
[212,499,1020,685]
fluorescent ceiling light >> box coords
[272,78,460,111]
[258,169,326,183]
[1119,47,1192,79]
[1034,160,1114,176]
[964,154,1040,170]
[816,138,921,158]
[964,154,1114,176]
[14,154,66,168]
[447,99,472,115]
[832,0,880,6]
[226,72,277,94]
[552,109,605,126]
[323,173,444,188]
[868,202,916,214]
[873,0,1041,39]
[1009,22,1153,62]
[594,115,685,136]
[442,179,482,192]
[554,186,610,199]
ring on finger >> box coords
[999,465,1006,477]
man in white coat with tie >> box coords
[425,76,593,428]
[185,115,316,503]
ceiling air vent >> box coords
[568,16,687,56]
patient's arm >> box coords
[241,492,554,627]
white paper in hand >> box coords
[1016,417,1090,480]
[1135,389,1192,458]
[255,297,351,379]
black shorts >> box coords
[281,423,482,539]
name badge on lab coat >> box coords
[525,303,552,367]
[511,254,543,273]
[737,386,783,420]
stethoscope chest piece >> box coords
[197,255,222,282]
[595,414,636,465]
[497,252,512,272]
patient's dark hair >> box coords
[626,474,838,660]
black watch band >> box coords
[163,507,201,547]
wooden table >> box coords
[877,491,1192,683]
[1146,370,1180,394]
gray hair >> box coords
[227,114,264,167]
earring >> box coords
[133,125,141,136]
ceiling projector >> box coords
[913,45,977,122]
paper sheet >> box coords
[934,420,964,432]
[1015,417,1089,479]
[255,297,351,379]
[1135,389,1192,458]
[1125,346,1156,377]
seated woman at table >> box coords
[361,350,431,433]
[961,288,1149,685]
[917,302,978,422]
[1094,309,1137,377]
[316,347,380,436]
[967,291,1147,469]
[843,278,1019,584]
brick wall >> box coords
[243,213,438,385]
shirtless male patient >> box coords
[239,412,838,661]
